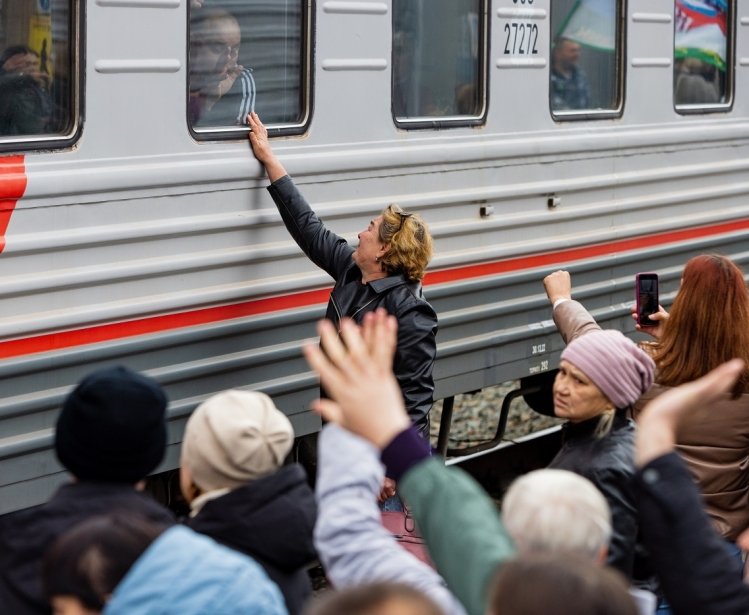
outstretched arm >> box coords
[315,424,466,615]
[247,112,287,183]
[634,360,749,614]
[543,270,601,343]
[304,309,516,615]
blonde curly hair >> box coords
[378,204,433,282]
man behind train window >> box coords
[550,37,591,111]
[189,8,256,128]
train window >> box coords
[392,0,487,128]
[188,1,310,137]
[549,0,623,118]
[0,0,76,146]
[674,0,731,111]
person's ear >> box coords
[179,463,201,504]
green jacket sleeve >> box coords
[400,458,516,615]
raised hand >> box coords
[543,270,572,305]
[246,112,287,183]
[303,309,410,449]
[631,304,669,339]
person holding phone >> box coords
[544,256,749,571]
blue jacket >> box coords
[105,525,288,614]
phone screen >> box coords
[637,273,659,327]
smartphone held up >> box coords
[636,273,659,327]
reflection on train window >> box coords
[188,1,308,133]
[0,0,74,140]
[674,0,730,110]
[392,0,485,124]
[550,0,622,117]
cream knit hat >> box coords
[182,390,294,492]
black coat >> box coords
[268,176,438,438]
[548,411,638,577]
[186,464,317,615]
[0,482,174,614]
[635,452,749,615]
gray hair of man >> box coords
[502,469,611,563]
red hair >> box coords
[654,254,749,396]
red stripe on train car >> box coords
[0,217,747,360]
[422,219,749,285]
[0,155,27,253]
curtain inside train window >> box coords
[189,0,309,134]
[549,0,623,118]
[674,0,731,111]
[392,0,486,126]
[0,0,75,140]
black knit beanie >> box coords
[55,365,168,483]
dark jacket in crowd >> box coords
[186,464,317,615]
[0,481,175,614]
[555,297,749,542]
[548,411,639,577]
[267,175,438,437]
[635,452,749,615]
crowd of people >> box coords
[0,112,748,615]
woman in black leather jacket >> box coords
[545,327,655,578]
[246,112,437,442]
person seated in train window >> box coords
[545,258,749,572]
[674,57,721,105]
[301,309,644,615]
[550,37,592,111]
[189,8,255,128]
[180,389,317,615]
[0,366,175,615]
[0,73,49,136]
[455,83,478,116]
[246,112,438,505]
[0,45,50,89]
[43,512,287,615]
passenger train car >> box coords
[1,0,747,512]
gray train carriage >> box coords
[1,0,748,513]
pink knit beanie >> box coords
[561,331,655,408]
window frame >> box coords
[187,0,314,141]
[673,0,734,115]
[549,0,627,122]
[0,0,84,153]
[391,0,490,131]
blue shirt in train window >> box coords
[550,65,592,111]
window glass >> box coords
[392,0,484,123]
[189,0,307,133]
[550,0,621,115]
[0,0,74,139]
[674,0,730,108]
